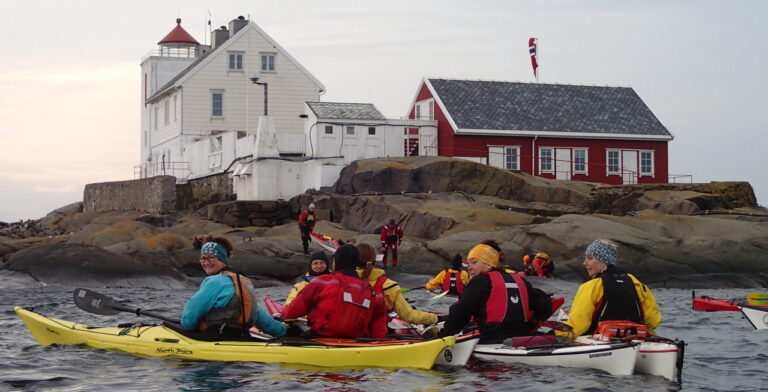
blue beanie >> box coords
[585,240,617,266]
[201,242,229,264]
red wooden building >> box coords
[406,78,673,184]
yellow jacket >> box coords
[425,269,470,291]
[556,273,661,337]
[284,274,312,306]
[357,267,438,325]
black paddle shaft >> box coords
[73,288,180,324]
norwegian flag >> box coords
[528,37,538,78]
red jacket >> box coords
[282,271,387,338]
[380,224,403,245]
[298,210,317,230]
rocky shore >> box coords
[1,156,767,290]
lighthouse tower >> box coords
[139,18,209,177]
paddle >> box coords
[400,286,428,295]
[428,290,450,304]
[73,288,180,324]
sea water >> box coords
[2,284,766,391]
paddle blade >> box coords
[428,290,450,304]
[74,288,124,315]
[747,292,768,305]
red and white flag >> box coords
[528,37,538,78]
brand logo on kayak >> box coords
[45,326,60,335]
[510,295,519,304]
[763,314,768,327]
[588,352,612,358]
[443,349,453,363]
[156,347,192,355]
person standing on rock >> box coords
[181,235,287,338]
[555,239,661,338]
[379,219,403,269]
[298,203,317,255]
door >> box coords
[555,148,572,180]
[622,150,638,184]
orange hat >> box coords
[522,255,531,264]
[467,244,500,268]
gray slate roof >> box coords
[428,78,671,137]
[307,102,385,120]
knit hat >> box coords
[308,203,316,209]
[201,242,229,264]
[309,251,330,276]
[333,244,359,271]
[467,244,500,268]
[585,240,617,266]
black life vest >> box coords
[588,271,643,334]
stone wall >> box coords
[83,176,176,214]
[207,200,292,227]
[176,173,234,210]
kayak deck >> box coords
[15,307,454,369]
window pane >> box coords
[640,152,652,174]
[607,151,619,173]
[261,56,267,71]
[236,55,242,69]
[212,93,223,116]
[368,127,376,135]
[229,55,235,69]
[574,149,586,172]
[346,126,354,135]
[540,148,552,171]
[325,125,333,134]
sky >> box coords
[1,0,766,222]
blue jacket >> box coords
[181,274,287,337]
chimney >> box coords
[229,16,249,37]
[211,26,229,48]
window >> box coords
[346,126,355,136]
[163,100,169,126]
[260,52,276,72]
[324,125,333,135]
[368,127,376,135]
[211,92,223,117]
[153,106,159,130]
[415,100,434,120]
[210,136,222,152]
[640,151,654,175]
[228,52,243,71]
[574,149,588,174]
[607,150,620,174]
[173,96,177,121]
[504,147,519,170]
[540,147,553,173]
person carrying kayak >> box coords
[357,243,439,326]
[181,235,287,338]
[282,244,388,338]
[298,203,317,255]
[379,219,403,269]
[556,239,661,338]
[425,254,470,295]
[524,252,555,278]
[284,251,330,306]
[440,241,552,344]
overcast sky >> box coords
[1,0,765,222]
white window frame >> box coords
[640,150,654,176]
[606,149,621,175]
[228,51,244,71]
[346,126,355,136]
[260,52,276,72]
[504,146,520,170]
[573,148,588,174]
[415,99,434,120]
[539,147,553,174]
[211,90,224,118]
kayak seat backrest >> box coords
[503,335,557,347]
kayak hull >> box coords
[473,341,638,375]
[692,296,740,312]
[434,332,479,366]
[576,336,681,381]
[15,307,454,369]
[741,304,768,330]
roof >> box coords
[425,78,671,138]
[158,18,199,45]
[307,102,385,120]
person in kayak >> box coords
[425,254,470,295]
[440,241,552,344]
[524,252,555,278]
[284,251,331,306]
[181,235,287,338]
[356,243,439,326]
[282,244,388,338]
[556,239,661,338]
[298,203,317,255]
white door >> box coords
[622,150,638,184]
[555,148,572,180]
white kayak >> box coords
[473,340,639,375]
[576,335,684,381]
[740,304,768,330]
[434,331,480,366]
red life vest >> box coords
[199,271,255,332]
[441,269,465,295]
[307,273,380,338]
[484,271,532,323]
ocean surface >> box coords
[2,282,766,391]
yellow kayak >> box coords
[15,307,455,369]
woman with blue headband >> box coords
[555,239,661,338]
[181,235,287,338]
